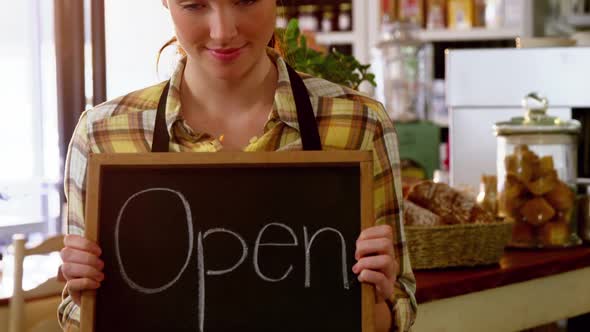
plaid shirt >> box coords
[58,49,417,331]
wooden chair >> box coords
[8,234,65,332]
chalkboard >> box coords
[81,151,375,332]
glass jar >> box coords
[371,18,432,122]
[494,93,582,248]
[298,5,319,32]
[321,5,334,32]
[276,6,288,29]
[338,2,352,31]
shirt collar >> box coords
[162,47,303,137]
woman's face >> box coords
[163,0,276,81]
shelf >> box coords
[417,27,521,42]
[315,28,521,46]
[314,31,355,45]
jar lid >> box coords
[493,93,581,136]
[298,5,314,13]
[339,3,352,11]
[375,21,422,48]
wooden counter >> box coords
[412,245,590,332]
[415,246,590,303]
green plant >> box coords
[276,19,376,90]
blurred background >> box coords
[1,1,590,331]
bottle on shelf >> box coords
[276,5,288,29]
[399,0,426,27]
[321,5,335,32]
[338,2,353,31]
[483,0,505,28]
[298,5,320,32]
[426,0,446,29]
[447,0,474,29]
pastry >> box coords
[498,175,527,219]
[544,181,575,211]
[519,197,555,226]
[538,221,570,246]
[526,169,558,195]
[505,145,538,183]
[534,156,554,178]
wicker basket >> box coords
[405,221,514,269]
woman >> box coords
[58,0,417,331]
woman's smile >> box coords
[206,44,248,62]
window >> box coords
[0,1,61,246]
[0,1,180,247]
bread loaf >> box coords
[406,181,495,224]
[403,200,443,226]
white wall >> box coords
[104,1,176,99]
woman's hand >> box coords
[352,225,399,303]
[59,235,105,306]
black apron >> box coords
[151,63,322,152]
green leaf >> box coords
[278,18,377,89]
[299,35,307,50]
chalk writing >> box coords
[114,187,351,332]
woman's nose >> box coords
[209,9,238,43]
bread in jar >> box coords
[505,145,538,183]
[511,222,537,245]
[527,169,558,196]
[538,221,570,246]
[519,197,556,226]
[544,181,575,211]
[533,156,555,178]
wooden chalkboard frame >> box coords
[81,151,375,331]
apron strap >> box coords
[151,64,322,152]
[151,81,171,153]
[285,64,322,151]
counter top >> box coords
[414,245,590,303]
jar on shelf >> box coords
[276,6,288,29]
[371,16,432,122]
[321,5,335,32]
[338,2,352,31]
[298,5,319,32]
[426,0,446,29]
[494,93,582,248]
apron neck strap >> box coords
[285,63,322,151]
[151,81,171,153]
[151,63,321,152]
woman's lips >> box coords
[208,46,244,62]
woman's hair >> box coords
[156,35,185,70]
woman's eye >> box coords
[183,3,206,11]
[236,0,257,6]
